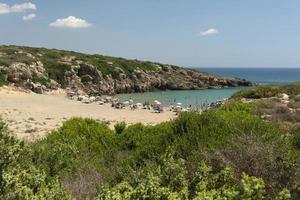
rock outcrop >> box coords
[0,45,253,95]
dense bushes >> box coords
[31,118,118,198]
[0,120,70,199]
[96,153,295,200]
[28,107,300,199]
[232,83,300,99]
[232,85,282,99]
[114,122,126,135]
[41,57,71,87]
[0,90,299,199]
[32,118,116,177]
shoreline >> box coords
[0,86,176,141]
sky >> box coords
[0,0,300,68]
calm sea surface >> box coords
[116,68,300,106]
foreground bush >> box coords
[32,118,116,177]
[0,120,70,200]
[114,121,126,135]
[29,107,300,199]
[32,118,118,199]
[96,153,295,200]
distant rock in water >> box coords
[0,45,253,95]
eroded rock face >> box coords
[6,62,47,83]
[7,63,32,83]
[70,65,252,95]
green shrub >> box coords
[0,74,7,86]
[0,60,9,67]
[32,76,50,85]
[232,85,281,99]
[29,105,299,199]
[32,118,117,177]
[114,122,126,134]
[220,101,254,114]
[46,63,70,87]
[232,83,300,100]
[292,132,300,149]
[0,119,70,199]
[81,74,93,83]
[96,153,293,200]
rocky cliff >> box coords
[0,45,253,95]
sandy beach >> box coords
[0,87,176,141]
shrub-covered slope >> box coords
[0,45,252,95]
[230,83,300,133]
[30,108,300,199]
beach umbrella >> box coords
[154,100,161,104]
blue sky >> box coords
[1,0,300,68]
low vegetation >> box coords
[1,83,300,199]
[231,83,300,134]
[0,45,164,85]
[0,120,70,199]
[232,83,300,99]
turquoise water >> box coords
[116,68,300,106]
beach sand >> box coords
[0,87,176,141]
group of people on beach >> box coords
[67,91,225,115]
[111,97,166,113]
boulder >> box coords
[24,81,45,94]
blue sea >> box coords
[116,68,300,107]
[202,68,300,85]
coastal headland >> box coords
[0,46,253,140]
[0,45,252,95]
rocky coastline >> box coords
[0,46,253,95]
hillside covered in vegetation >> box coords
[0,45,252,95]
[1,83,300,199]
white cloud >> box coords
[10,2,36,12]
[200,28,219,36]
[0,2,36,15]
[22,13,36,21]
[49,16,92,28]
[0,3,10,14]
